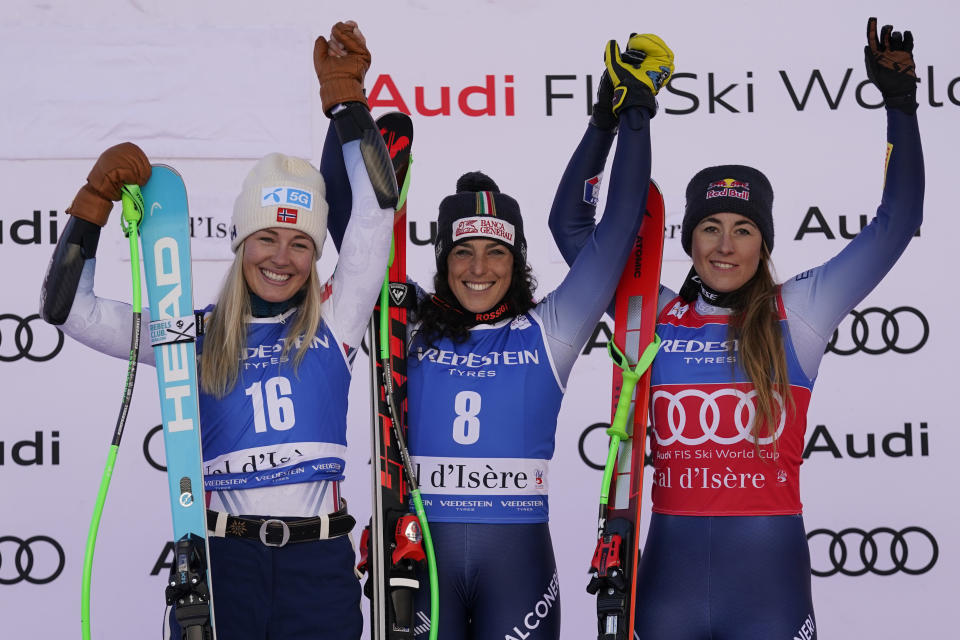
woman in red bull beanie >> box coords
[550,17,924,640]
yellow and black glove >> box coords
[864,17,919,115]
[604,33,674,118]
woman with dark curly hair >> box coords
[323,32,675,639]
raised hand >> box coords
[604,33,675,118]
[864,16,919,114]
[314,21,371,115]
[66,142,151,227]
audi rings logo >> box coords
[807,527,938,576]
[826,306,928,355]
[0,535,65,585]
[0,314,64,362]
[578,422,653,470]
[651,388,785,446]
[143,425,166,472]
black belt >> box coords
[207,504,355,548]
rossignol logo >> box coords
[705,178,750,201]
[0,535,65,585]
[475,302,510,323]
[388,282,409,307]
[826,306,928,355]
[0,210,59,245]
[0,431,60,466]
[261,186,313,211]
[803,422,929,459]
[0,314,64,362]
[453,217,515,245]
[807,526,938,576]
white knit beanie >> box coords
[229,153,328,259]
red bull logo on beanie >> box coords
[705,178,751,202]
[453,217,516,246]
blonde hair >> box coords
[199,243,323,397]
[728,248,794,449]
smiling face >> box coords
[241,228,316,302]
[691,212,764,293]
[446,239,514,313]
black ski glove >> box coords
[604,33,674,118]
[590,70,617,130]
[864,17,919,115]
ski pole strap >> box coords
[605,334,662,440]
[397,154,413,211]
[119,184,144,238]
[207,501,355,547]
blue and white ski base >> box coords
[140,165,216,638]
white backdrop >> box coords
[2,1,956,638]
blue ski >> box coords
[140,165,216,639]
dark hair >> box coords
[415,258,537,346]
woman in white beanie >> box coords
[40,21,394,640]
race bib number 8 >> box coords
[453,390,481,445]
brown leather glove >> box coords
[314,21,371,115]
[66,142,151,227]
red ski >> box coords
[359,112,438,640]
[587,181,665,640]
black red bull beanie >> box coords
[681,164,774,255]
[434,171,527,270]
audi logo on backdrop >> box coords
[826,306,928,355]
[0,535,65,585]
[143,425,166,472]
[0,314,64,362]
[579,422,653,470]
[807,527,938,577]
